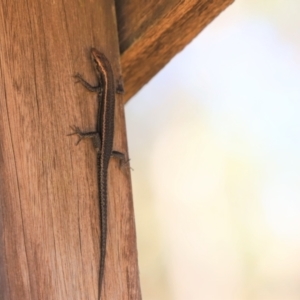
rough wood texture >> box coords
[0,0,140,299]
[116,0,234,102]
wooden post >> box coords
[0,0,141,299]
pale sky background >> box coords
[125,1,300,300]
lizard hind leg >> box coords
[111,150,131,170]
[67,125,101,152]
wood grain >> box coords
[0,0,140,299]
[116,0,234,102]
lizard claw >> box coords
[73,73,84,84]
[122,158,134,171]
[67,125,85,145]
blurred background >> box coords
[125,1,300,299]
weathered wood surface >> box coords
[0,0,140,299]
[116,0,234,102]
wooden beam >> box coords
[0,0,140,299]
[116,0,234,102]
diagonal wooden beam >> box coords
[116,0,234,102]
